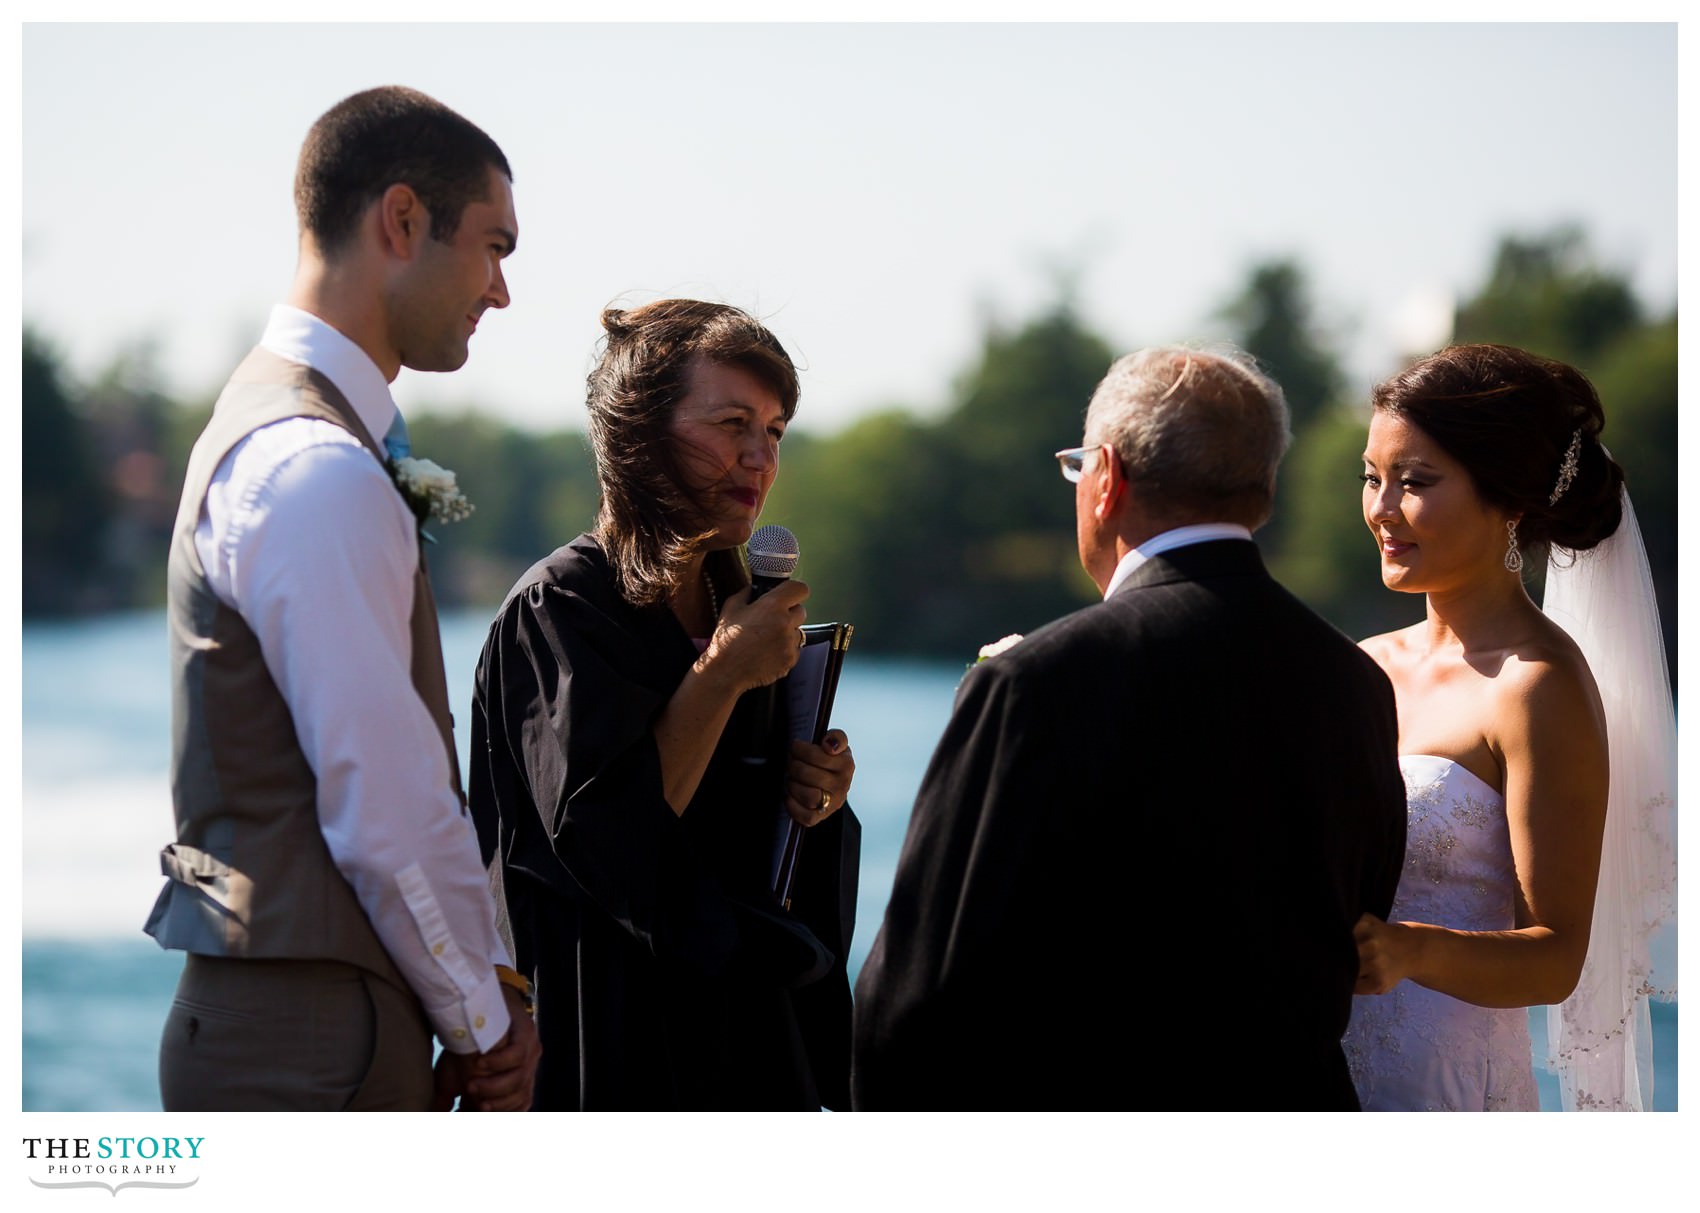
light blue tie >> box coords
[383,410,411,462]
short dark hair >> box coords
[585,299,800,608]
[1371,343,1624,554]
[294,85,511,255]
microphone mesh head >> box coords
[747,524,800,580]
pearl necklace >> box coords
[703,569,719,624]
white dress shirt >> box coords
[1102,522,1255,601]
[192,304,510,1053]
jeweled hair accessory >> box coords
[1548,428,1583,505]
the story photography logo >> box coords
[21,1133,203,1196]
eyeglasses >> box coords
[1054,445,1101,483]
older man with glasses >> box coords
[852,346,1407,1110]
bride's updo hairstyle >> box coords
[585,299,799,607]
[1370,343,1624,557]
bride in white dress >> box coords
[1342,343,1674,1112]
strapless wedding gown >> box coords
[1341,755,1540,1111]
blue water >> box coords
[20,610,962,1110]
[19,610,1678,1110]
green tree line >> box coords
[23,228,1676,685]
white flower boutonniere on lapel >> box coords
[974,633,1024,664]
[388,456,475,531]
[961,633,1023,684]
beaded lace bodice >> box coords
[1342,755,1540,1112]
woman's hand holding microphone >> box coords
[700,578,811,695]
[695,579,854,827]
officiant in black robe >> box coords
[468,302,858,1110]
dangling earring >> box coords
[1504,519,1523,574]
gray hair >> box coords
[1083,345,1292,529]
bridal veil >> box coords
[1541,486,1677,1111]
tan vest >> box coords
[144,348,463,991]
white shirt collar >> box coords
[259,304,398,446]
[1102,522,1255,600]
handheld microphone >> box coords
[743,525,800,764]
[747,524,800,598]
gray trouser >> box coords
[158,954,433,1111]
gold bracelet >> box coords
[494,965,534,1016]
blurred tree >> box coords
[1216,259,1349,560]
[1218,259,1345,434]
[936,302,1114,646]
[164,397,214,496]
[22,228,1671,682]
[22,328,112,614]
[934,306,1108,652]
[81,342,180,606]
[762,411,957,653]
[763,299,1112,655]
[1454,227,1641,359]
[407,411,599,608]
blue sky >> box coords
[21,21,1676,433]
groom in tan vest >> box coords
[146,86,540,1110]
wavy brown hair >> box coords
[586,299,800,607]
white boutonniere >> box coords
[388,456,475,526]
[974,634,1024,663]
[387,457,474,543]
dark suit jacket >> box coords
[851,539,1406,1110]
